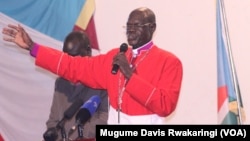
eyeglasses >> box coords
[123,23,152,29]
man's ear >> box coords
[151,23,156,28]
[150,23,156,32]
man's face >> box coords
[126,11,153,48]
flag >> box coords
[73,0,99,50]
[0,0,99,141]
[216,0,245,124]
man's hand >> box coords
[112,53,133,79]
[2,24,34,50]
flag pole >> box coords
[219,0,243,124]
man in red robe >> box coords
[2,7,183,124]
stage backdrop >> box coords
[0,0,100,141]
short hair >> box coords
[132,7,156,23]
[63,31,91,56]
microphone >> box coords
[56,99,84,129]
[43,127,58,141]
[68,95,101,137]
[43,99,83,141]
[111,43,128,74]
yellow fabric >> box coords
[75,0,95,29]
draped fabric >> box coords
[0,0,99,140]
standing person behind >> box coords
[42,31,108,141]
[2,7,183,124]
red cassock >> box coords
[35,43,183,124]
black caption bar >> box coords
[96,125,249,140]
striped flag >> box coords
[0,0,99,141]
[216,0,245,124]
[73,0,99,50]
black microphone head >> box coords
[64,99,83,119]
[75,95,100,124]
[75,108,91,125]
[111,43,128,74]
[120,43,128,52]
[43,127,58,141]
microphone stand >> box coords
[77,123,84,139]
[72,123,84,141]
[69,123,84,141]
[60,126,68,141]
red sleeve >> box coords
[35,45,118,89]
